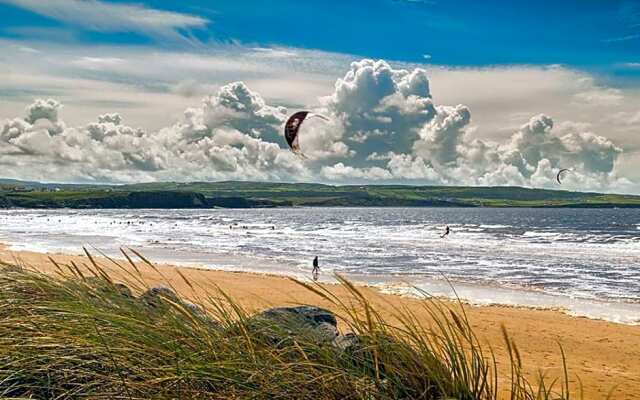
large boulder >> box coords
[250,306,339,343]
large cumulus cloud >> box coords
[316,60,629,192]
[0,59,633,193]
[0,82,304,182]
[323,59,436,162]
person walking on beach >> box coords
[441,225,451,239]
[312,256,319,281]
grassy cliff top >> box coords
[1,179,639,208]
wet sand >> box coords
[1,244,639,399]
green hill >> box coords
[1,179,639,208]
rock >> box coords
[113,283,134,298]
[183,300,206,316]
[138,288,219,328]
[83,277,133,299]
[181,300,220,328]
[0,264,24,274]
[259,306,337,327]
[333,333,360,351]
[252,306,339,343]
[139,285,180,308]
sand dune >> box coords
[1,244,638,399]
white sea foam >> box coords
[376,280,640,325]
[0,207,639,323]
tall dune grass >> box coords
[0,249,591,399]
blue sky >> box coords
[0,0,639,192]
[203,0,639,69]
[2,0,639,74]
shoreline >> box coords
[2,239,639,326]
[1,243,640,398]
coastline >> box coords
[3,234,639,326]
[2,180,640,209]
[1,243,639,398]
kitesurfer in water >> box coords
[312,256,319,281]
[441,225,451,239]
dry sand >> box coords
[1,244,638,399]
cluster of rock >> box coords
[99,281,360,351]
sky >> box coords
[0,0,639,193]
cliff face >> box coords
[0,191,206,209]
[0,191,284,209]
[116,192,207,208]
[0,196,13,208]
[205,197,287,208]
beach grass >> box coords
[0,250,595,399]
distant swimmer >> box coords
[440,225,451,239]
[312,256,320,281]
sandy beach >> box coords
[1,243,639,399]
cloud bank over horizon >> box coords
[1,58,635,194]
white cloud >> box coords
[0,0,208,42]
[25,98,62,125]
[620,62,640,68]
[313,61,631,192]
[17,46,40,53]
[499,114,623,180]
[0,47,638,192]
[366,151,394,161]
[0,82,308,183]
[603,34,640,43]
[324,59,436,159]
[169,79,218,98]
[3,39,638,149]
[71,56,126,70]
[573,88,623,106]
[386,153,440,181]
[0,39,345,123]
[609,110,640,127]
[250,47,298,58]
[321,162,392,181]
[413,104,471,166]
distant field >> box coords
[1,179,640,208]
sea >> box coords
[0,207,639,324]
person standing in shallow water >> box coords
[312,256,319,281]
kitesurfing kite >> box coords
[556,168,571,185]
[284,111,330,156]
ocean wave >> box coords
[1,207,639,319]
